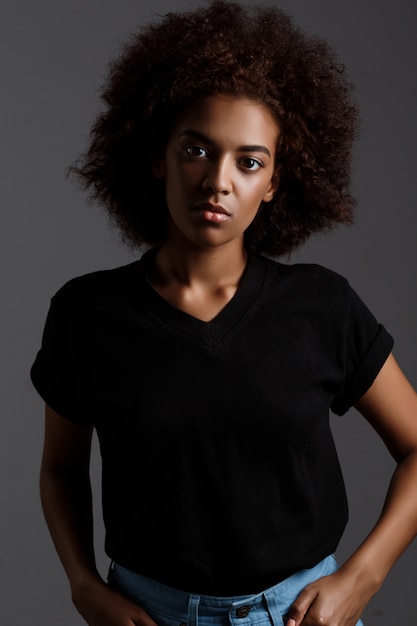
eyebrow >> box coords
[178,129,272,157]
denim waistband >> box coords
[108,555,365,626]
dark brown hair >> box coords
[71,0,359,257]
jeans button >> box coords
[236,605,251,618]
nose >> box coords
[202,157,233,195]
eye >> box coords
[184,145,208,158]
[239,157,263,171]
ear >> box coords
[151,158,166,179]
[262,167,280,203]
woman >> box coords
[31,2,417,625]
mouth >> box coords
[193,202,232,223]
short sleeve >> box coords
[30,288,83,422]
[330,284,394,416]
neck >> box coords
[150,239,248,289]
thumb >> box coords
[286,586,318,626]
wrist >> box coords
[70,569,108,618]
[70,567,104,599]
[337,555,385,597]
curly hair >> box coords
[71,0,359,257]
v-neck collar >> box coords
[126,250,267,350]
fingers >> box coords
[130,605,159,626]
[285,585,318,626]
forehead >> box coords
[170,94,280,148]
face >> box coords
[155,94,280,251]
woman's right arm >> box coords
[40,404,157,626]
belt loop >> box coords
[188,594,201,626]
[106,560,115,582]
[263,588,283,626]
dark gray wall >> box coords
[2,1,416,624]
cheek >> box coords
[164,170,195,214]
[259,171,278,201]
[165,166,184,195]
[246,178,274,203]
[168,164,199,191]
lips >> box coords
[193,202,232,223]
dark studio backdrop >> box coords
[1,0,416,624]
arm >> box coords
[40,404,157,626]
[287,353,417,626]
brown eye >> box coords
[185,146,208,158]
[239,157,263,171]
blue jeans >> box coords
[108,555,364,626]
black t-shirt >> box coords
[31,253,393,595]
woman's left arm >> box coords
[287,352,417,626]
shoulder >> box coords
[50,260,141,317]
[261,256,350,301]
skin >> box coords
[39,96,417,626]
[150,94,280,320]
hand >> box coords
[285,568,373,626]
[72,576,159,626]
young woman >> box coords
[31,2,417,625]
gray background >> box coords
[1,0,416,624]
